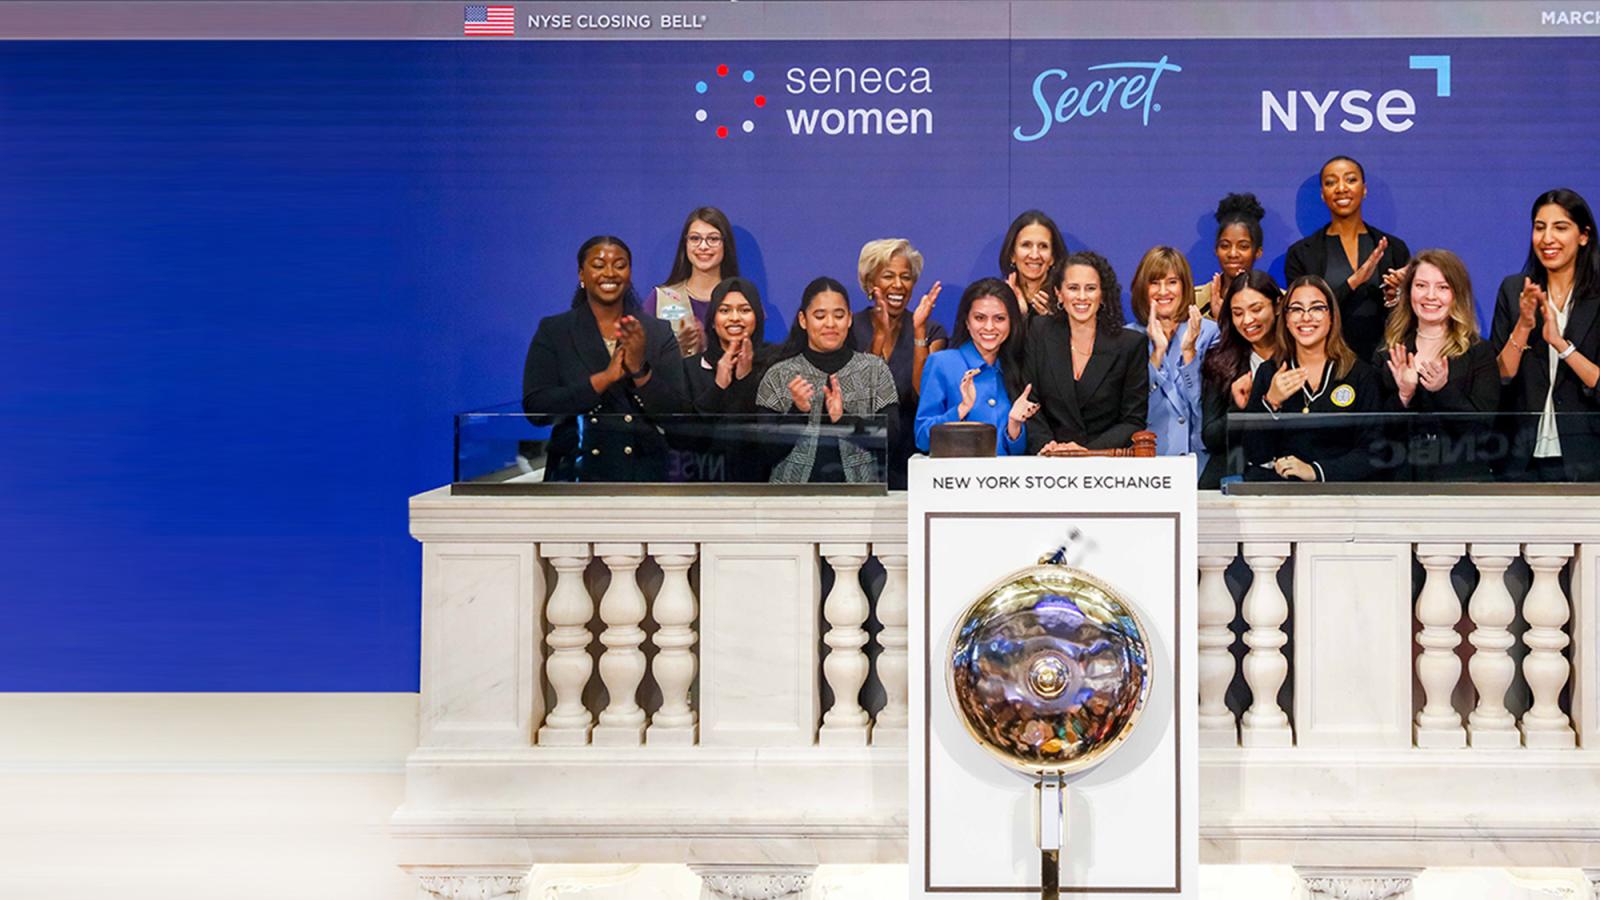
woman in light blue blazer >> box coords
[1128,246,1219,473]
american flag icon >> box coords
[464,5,514,36]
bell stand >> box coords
[1034,772,1065,900]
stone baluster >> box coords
[691,864,815,900]
[1197,543,1240,747]
[1414,543,1466,748]
[1521,543,1576,748]
[872,543,909,745]
[646,542,699,746]
[592,543,648,746]
[1240,542,1293,747]
[818,544,871,746]
[537,544,595,746]
[1466,544,1519,748]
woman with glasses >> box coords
[1284,156,1411,361]
[851,238,945,486]
[645,207,742,358]
[1244,275,1380,482]
[1490,188,1600,482]
[1374,249,1498,481]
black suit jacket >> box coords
[1371,340,1499,481]
[1243,358,1381,482]
[521,302,689,482]
[1020,316,1148,453]
[1284,223,1410,362]
[1489,273,1600,480]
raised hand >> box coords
[617,316,649,376]
[1387,345,1419,406]
[1230,372,1252,409]
[731,335,753,380]
[1517,277,1543,332]
[869,287,893,357]
[1148,314,1172,367]
[1417,357,1448,393]
[1349,236,1389,289]
[1542,297,1568,350]
[1180,304,1203,363]
[788,375,815,413]
[956,368,979,419]
[1265,365,1308,409]
[1381,267,1405,308]
[912,281,942,331]
[823,374,845,423]
[1207,273,1225,317]
[1007,383,1038,439]
[676,314,704,358]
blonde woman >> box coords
[851,238,944,486]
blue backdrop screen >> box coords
[0,38,1593,689]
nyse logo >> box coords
[1261,55,1450,133]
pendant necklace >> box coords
[1300,360,1333,413]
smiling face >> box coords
[1215,223,1262,279]
[872,254,917,317]
[684,219,726,276]
[1145,268,1184,322]
[580,243,631,305]
[1532,202,1590,276]
[714,290,757,347]
[1060,263,1102,326]
[965,296,1011,359]
[1320,159,1366,220]
[1010,224,1054,285]
[1284,284,1331,351]
[800,290,851,353]
[1408,262,1454,329]
[1230,287,1276,351]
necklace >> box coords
[1300,360,1333,413]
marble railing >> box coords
[397,488,1600,900]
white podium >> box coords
[907,456,1198,899]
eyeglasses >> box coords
[686,234,724,247]
[1285,304,1330,319]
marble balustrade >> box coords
[400,488,1600,897]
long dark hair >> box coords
[1057,250,1125,330]
[664,206,740,288]
[1202,270,1283,392]
[998,210,1068,290]
[1522,188,1600,299]
[951,277,1027,398]
[571,235,642,311]
[779,276,855,359]
[702,276,769,364]
[1281,275,1356,379]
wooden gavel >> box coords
[1041,431,1158,458]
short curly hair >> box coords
[856,238,925,296]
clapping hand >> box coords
[912,281,942,332]
[1265,364,1308,410]
[822,374,844,423]
[1348,236,1389,291]
[1207,273,1225,317]
[1418,357,1447,392]
[1007,272,1053,316]
[1541,295,1568,351]
[617,316,649,379]
[715,335,751,388]
[1386,345,1419,406]
[1180,304,1203,363]
[956,368,979,419]
[1381,267,1405,308]
[1148,314,1172,367]
[675,314,704,357]
[1517,277,1543,332]
[787,375,815,413]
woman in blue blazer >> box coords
[914,278,1038,455]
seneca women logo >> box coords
[690,63,766,140]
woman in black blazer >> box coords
[1284,156,1411,362]
[1489,188,1600,482]
[1022,251,1148,453]
[1245,276,1381,482]
[672,276,774,482]
[1373,249,1499,481]
[521,235,689,482]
